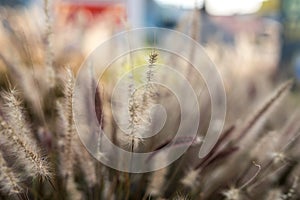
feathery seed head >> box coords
[222,187,240,200]
[181,169,200,188]
[148,50,158,65]
[0,151,22,195]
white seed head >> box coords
[181,169,200,188]
[222,188,240,200]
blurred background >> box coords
[0,0,299,81]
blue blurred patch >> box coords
[0,0,31,7]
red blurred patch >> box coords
[56,2,126,24]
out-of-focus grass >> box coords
[0,4,299,200]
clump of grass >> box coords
[0,4,299,200]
